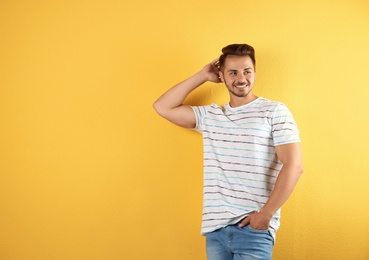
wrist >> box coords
[259,207,275,219]
[196,69,209,83]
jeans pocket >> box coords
[245,225,275,246]
[246,225,270,233]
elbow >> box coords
[152,100,164,116]
[299,165,304,175]
[152,100,158,112]
[152,99,159,112]
[153,100,171,120]
[283,162,304,179]
[297,163,304,177]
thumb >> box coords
[238,215,251,228]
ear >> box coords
[219,71,224,82]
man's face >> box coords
[219,55,256,99]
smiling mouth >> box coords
[234,84,248,89]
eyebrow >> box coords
[227,67,253,72]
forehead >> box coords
[224,55,254,70]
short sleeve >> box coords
[190,106,207,133]
[271,103,300,146]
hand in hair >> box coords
[201,59,222,83]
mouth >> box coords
[233,84,248,89]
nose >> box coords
[236,74,246,83]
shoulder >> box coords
[248,97,282,119]
[258,97,282,109]
[190,103,224,132]
[258,97,292,114]
[191,103,223,114]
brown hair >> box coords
[218,44,256,70]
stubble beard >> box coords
[226,82,253,98]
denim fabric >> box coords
[206,224,274,260]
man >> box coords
[153,44,303,260]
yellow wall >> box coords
[1,0,369,259]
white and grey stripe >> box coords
[191,97,300,239]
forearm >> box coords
[260,163,303,218]
[153,60,220,128]
[153,70,208,114]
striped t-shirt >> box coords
[191,97,300,239]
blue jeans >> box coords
[206,224,274,260]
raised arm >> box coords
[153,60,221,128]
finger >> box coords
[209,59,220,70]
[238,215,251,228]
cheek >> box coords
[245,75,254,83]
[223,76,233,83]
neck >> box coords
[229,93,258,108]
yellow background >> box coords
[1,0,369,259]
